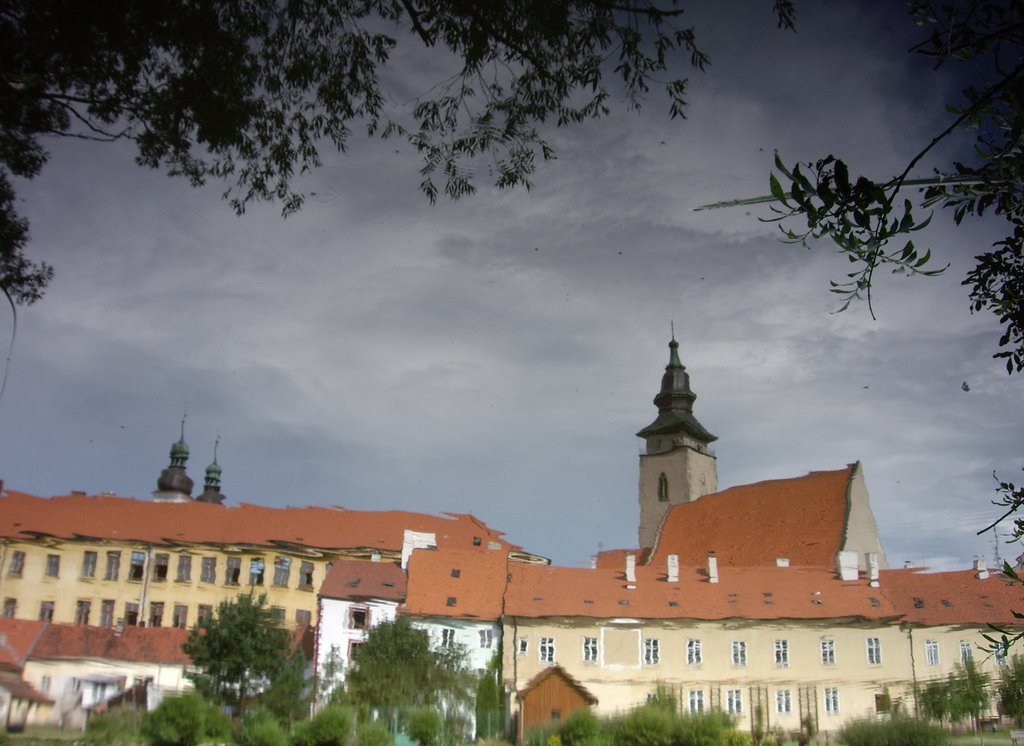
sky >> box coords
[0,1,1021,572]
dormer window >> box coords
[658,473,669,503]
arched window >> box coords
[658,473,669,502]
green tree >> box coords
[948,660,991,732]
[345,616,472,711]
[0,0,795,304]
[144,693,233,746]
[918,680,951,726]
[182,592,294,716]
[475,653,503,740]
[999,655,1024,725]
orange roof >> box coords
[594,548,651,570]
[647,466,854,566]
[519,664,597,703]
[0,491,519,555]
[0,619,48,671]
[403,548,509,620]
[505,562,899,622]
[31,624,191,666]
[0,672,52,703]
[320,559,407,602]
[881,568,1024,627]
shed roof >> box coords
[403,548,509,620]
[320,559,407,602]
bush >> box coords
[722,729,752,746]
[145,693,231,746]
[239,709,289,746]
[293,705,355,746]
[85,707,147,743]
[611,705,674,746]
[407,707,443,746]
[559,708,602,746]
[673,711,734,746]
[355,721,392,746]
[839,718,949,746]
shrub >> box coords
[407,707,443,746]
[239,709,289,746]
[293,705,355,746]
[355,721,392,746]
[524,727,556,746]
[839,717,949,746]
[85,707,147,743]
[145,693,231,746]
[611,705,674,746]
[722,729,752,746]
[673,711,734,746]
[559,708,602,746]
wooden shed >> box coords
[517,665,597,739]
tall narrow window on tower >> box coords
[658,473,669,502]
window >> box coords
[644,638,660,665]
[731,640,747,666]
[249,558,265,585]
[129,551,145,581]
[820,639,835,665]
[960,640,973,664]
[349,640,364,660]
[441,628,456,648]
[866,637,882,665]
[479,629,494,649]
[726,689,742,715]
[539,637,555,663]
[2,598,16,618]
[153,553,169,581]
[583,637,599,663]
[124,602,139,626]
[270,606,285,623]
[100,600,115,627]
[8,550,25,576]
[45,554,60,577]
[176,555,192,582]
[997,648,1008,667]
[925,639,939,666]
[200,556,216,583]
[518,638,528,656]
[225,556,241,585]
[349,607,369,630]
[295,609,312,627]
[688,690,704,714]
[104,551,120,581]
[40,676,51,694]
[824,687,840,715]
[149,601,164,628]
[74,599,91,625]
[172,604,188,628]
[273,556,291,586]
[198,604,213,623]
[39,601,54,621]
[875,693,891,714]
[299,561,315,589]
[81,551,98,578]
[774,639,789,667]
[657,473,669,502]
[776,689,792,715]
[687,638,703,665]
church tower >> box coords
[152,418,194,503]
[637,336,718,549]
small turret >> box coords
[195,437,226,505]
[153,417,194,503]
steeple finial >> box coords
[196,432,226,504]
[636,332,717,443]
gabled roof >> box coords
[0,672,52,704]
[519,664,597,703]
[646,466,855,566]
[0,491,520,555]
[31,624,191,666]
[320,559,407,602]
[505,562,899,622]
[403,548,509,621]
[881,568,1024,627]
[0,619,48,671]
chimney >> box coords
[974,556,989,580]
[667,554,679,583]
[707,552,719,584]
[625,554,637,583]
[866,552,880,587]
[370,552,381,563]
[836,550,858,582]
[775,558,790,568]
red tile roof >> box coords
[0,491,520,554]
[403,548,509,620]
[320,559,407,602]
[881,568,1024,627]
[519,664,597,703]
[0,672,52,703]
[505,562,899,622]
[31,624,191,666]
[0,619,48,671]
[647,466,855,567]
[594,548,651,570]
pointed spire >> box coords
[196,433,226,505]
[636,332,716,443]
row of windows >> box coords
[516,635,982,668]
[3,597,312,629]
[652,687,842,717]
[6,549,316,590]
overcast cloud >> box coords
[0,1,1021,571]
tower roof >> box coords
[636,336,716,442]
